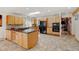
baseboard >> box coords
[47,33,60,36]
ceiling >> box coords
[0,7,76,17]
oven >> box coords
[52,23,60,32]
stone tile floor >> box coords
[0,34,79,51]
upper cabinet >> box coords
[6,15,24,25]
[19,17,24,25]
[47,16,61,27]
[0,15,2,27]
[32,18,37,27]
[72,8,79,15]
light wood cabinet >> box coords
[8,16,14,24]
[7,15,11,24]
[11,16,14,25]
[6,30,11,40]
[0,19,2,26]
[47,27,52,34]
[47,27,60,35]
[17,17,20,24]
[28,31,38,48]
[14,17,19,25]
[47,17,53,27]
[6,30,38,49]
[22,33,28,48]
[6,15,24,25]
[14,17,23,25]
[11,30,16,42]
[55,16,60,22]
[15,31,19,43]
[6,15,14,25]
[47,16,60,27]
[32,18,37,26]
[47,16,60,36]
[21,17,24,24]
[17,32,23,46]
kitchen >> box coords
[0,7,78,51]
[6,15,39,49]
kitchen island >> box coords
[6,28,39,49]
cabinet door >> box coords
[48,17,53,27]
[17,17,19,25]
[6,30,11,40]
[22,33,28,49]
[11,31,16,42]
[15,32,23,46]
[47,28,52,34]
[20,17,23,25]
[6,30,9,39]
[14,16,17,25]
[10,16,13,24]
[55,16,60,22]
[6,16,9,25]
[28,32,38,48]
[7,15,11,24]
[8,16,14,24]
[15,17,18,25]
[12,16,15,24]
[18,32,23,46]
[15,32,19,43]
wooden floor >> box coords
[0,34,79,51]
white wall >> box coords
[71,16,75,35]
[72,12,79,41]
[0,14,6,39]
[75,14,79,41]
[24,16,32,27]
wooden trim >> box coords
[72,8,79,15]
[47,33,60,36]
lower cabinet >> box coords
[15,31,19,43]
[6,30,38,49]
[15,32,28,48]
[6,30,11,40]
[28,31,38,48]
[22,33,28,49]
[17,32,23,47]
[47,27,60,36]
[47,27,52,34]
[11,30,16,42]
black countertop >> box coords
[6,27,37,34]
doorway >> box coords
[61,17,72,35]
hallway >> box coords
[0,34,79,51]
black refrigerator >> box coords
[39,21,47,34]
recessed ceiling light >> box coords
[28,11,40,16]
[26,8,29,10]
[67,7,72,9]
[48,10,51,12]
